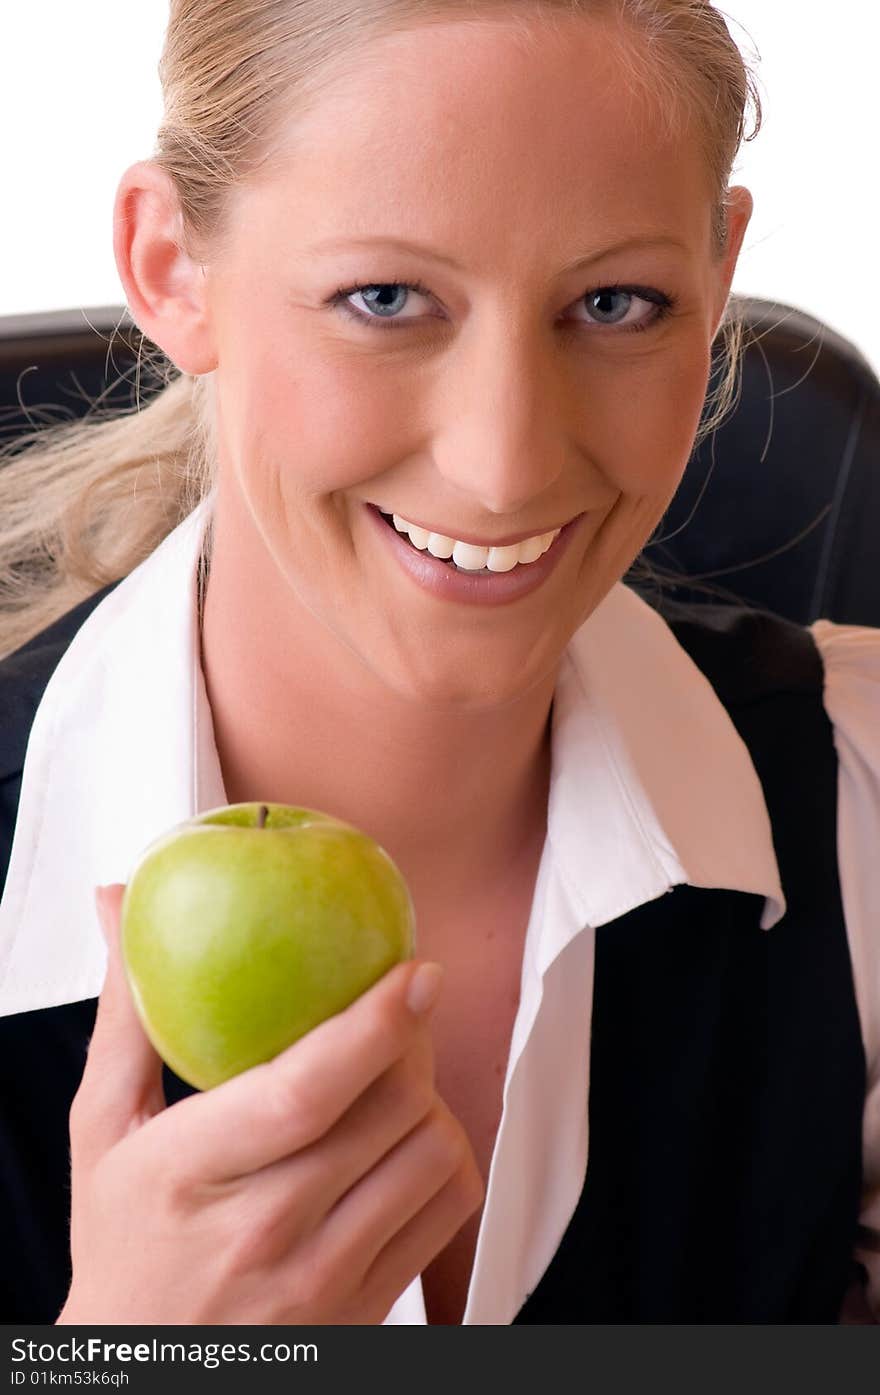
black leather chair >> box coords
[0,306,160,430]
[1,297,878,627]
[640,298,880,629]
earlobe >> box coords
[113,161,218,375]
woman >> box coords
[0,0,877,1325]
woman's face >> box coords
[199,14,751,709]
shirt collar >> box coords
[546,579,786,966]
[0,492,785,1016]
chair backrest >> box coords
[1,297,878,626]
[634,297,880,627]
[0,306,148,429]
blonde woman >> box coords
[0,1,877,1325]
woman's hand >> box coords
[56,884,483,1325]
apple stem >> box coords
[257,804,269,829]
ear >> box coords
[113,161,218,375]
[710,184,754,337]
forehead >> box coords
[236,13,714,268]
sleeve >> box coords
[810,619,880,1323]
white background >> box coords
[1,2,878,373]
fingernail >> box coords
[406,962,444,1016]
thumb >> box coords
[77,884,167,1155]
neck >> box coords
[198,479,556,919]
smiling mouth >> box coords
[374,507,563,572]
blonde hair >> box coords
[0,0,761,660]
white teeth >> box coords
[452,540,493,571]
[517,533,548,565]
[390,513,560,571]
[486,547,522,573]
[401,522,431,549]
[426,532,455,560]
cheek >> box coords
[209,281,410,495]
[581,339,712,496]
[219,342,415,500]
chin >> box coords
[372,641,561,713]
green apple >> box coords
[120,802,416,1091]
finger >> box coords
[225,1028,436,1252]
[153,958,444,1184]
[316,1101,472,1282]
[360,1163,485,1320]
[287,1027,436,1218]
[71,884,166,1161]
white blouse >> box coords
[0,489,877,1323]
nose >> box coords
[431,319,577,517]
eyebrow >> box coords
[306,233,690,275]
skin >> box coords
[110,11,752,1320]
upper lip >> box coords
[372,504,582,549]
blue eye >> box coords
[584,289,641,325]
[329,279,435,328]
[327,278,674,333]
[350,284,420,318]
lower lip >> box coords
[365,503,585,607]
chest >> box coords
[415,891,532,1325]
